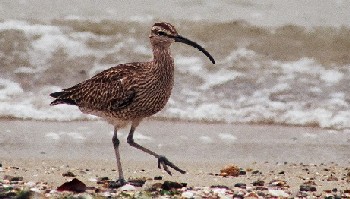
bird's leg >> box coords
[112,127,126,186]
[127,120,186,175]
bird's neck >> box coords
[151,45,174,75]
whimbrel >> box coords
[50,22,215,184]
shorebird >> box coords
[50,22,215,184]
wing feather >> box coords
[50,63,141,112]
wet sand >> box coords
[0,120,349,197]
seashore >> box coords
[0,119,349,198]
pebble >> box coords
[300,185,317,192]
[234,183,246,189]
[25,181,36,187]
[97,176,109,181]
[327,175,339,181]
[239,170,247,175]
[252,170,261,175]
[30,187,42,193]
[154,176,162,180]
[128,178,146,187]
[246,193,260,199]
[3,175,23,181]
[150,182,163,191]
[62,171,76,177]
[220,164,240,177]
[181,191,194,198]
[57,178,87,193]
[101,191,111,197]
[120,184,136,191]
[252,180,264,186]
[269,179,288,187]
[269,189,289,197]
[162,181,184,190]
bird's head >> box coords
[149,22,215,64]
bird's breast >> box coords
[132,74,173,116]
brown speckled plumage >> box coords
[50,22,215,184]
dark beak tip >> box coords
[174,35,215,65]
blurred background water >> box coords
[0,0,350,129]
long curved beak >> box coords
[170,35,215,64]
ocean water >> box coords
[0,1,350,129]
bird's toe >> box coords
[157,155,186,175]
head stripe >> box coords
[153,22,177,34]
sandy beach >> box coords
[0,120,349,197]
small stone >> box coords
[25,181,36,187]
[210,185,229,189]
[278,171,285,174]
[245,192,259,198]
[30,187,41,193]
[62,171,76,177]
[220,164,240,177]
[233,194,244,199]
[300,185,316,192]
[255,186,268,191]
[252,170,261,175]
[327,175,338,181]
[150,182,163,191]
[239,170,247,175]
[181,191,194,198]
[154,176,162,180]
[97,177,109,181]
[161,181,183,190]
[101,191,111,197]
[252,180,264,186]
[269,190,289,197]
[128,178,146,187]
[234,183,246,189]
[304,180,317,185]
[269,180,287,187]
[79,170,87,174]
[120,184,136,191]
[57,178,86,193]
[3,175,23,181]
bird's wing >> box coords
[50,63,141,112]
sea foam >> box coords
[0,19,349,130]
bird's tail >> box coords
[50,91,77,106]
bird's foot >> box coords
[108,178,127,189]
[157,155,186,175]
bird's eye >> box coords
[157,31,166,36]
